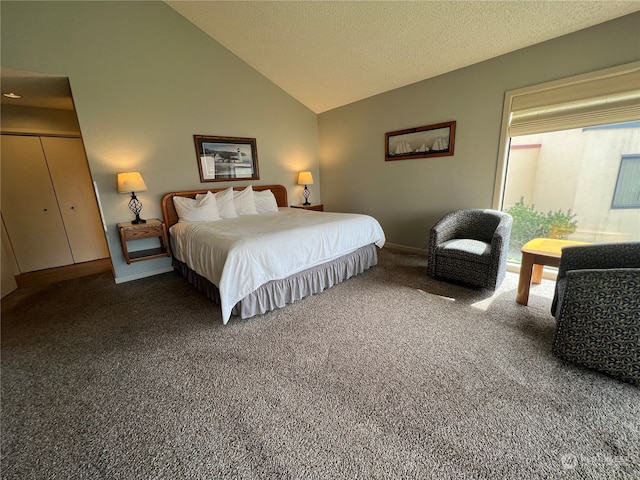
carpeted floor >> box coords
[1,248,638,479]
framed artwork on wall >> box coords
[194,135,260,182]
[385,121,456,161]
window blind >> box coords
[508,62,640,137]
[612,155,640,208]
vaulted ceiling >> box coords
[166,1,640,113]
[2,1,638,113]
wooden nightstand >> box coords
[117,218,170,264]
[291,204,324,212]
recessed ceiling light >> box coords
[2,92,22,99]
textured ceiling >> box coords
[2,2,638,113]
[166,0,640,113]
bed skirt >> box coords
[172,244,378,320]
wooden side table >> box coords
[516,238,588,305]
[291,204,324,212]
[117,218,171,264]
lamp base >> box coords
[129,193,146,224]
[302,185,311,206]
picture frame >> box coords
[385,121,456,161]
[193,135,260,182]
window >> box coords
[494,62,640,265]
[612,155,640,208]
[503,123,640,263]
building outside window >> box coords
[495,62,640,266]
[502,121,640,263]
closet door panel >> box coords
[0,135,74,272]
[41,137,109,263]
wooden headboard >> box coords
[161,184,289,229]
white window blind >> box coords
[508,62,640,137]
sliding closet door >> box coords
[41,137,109,263]
[1,135,74,272]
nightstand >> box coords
[291,204,324,212]
[117,218,170,264]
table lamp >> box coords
[117,172,148,224]
[297,171,314,206]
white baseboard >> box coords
[383,243,428,256]
[114,266,174,284]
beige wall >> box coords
[575,128,640,242]
[318,12,640,252]
[1,105,81,136]
[1,1,319,282]
[504,132,584,212]
[503,142,541,208]
[506,127,640,244]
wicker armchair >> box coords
[551,242,640,386]
[427,209,513,290]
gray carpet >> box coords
[1,249,638,479]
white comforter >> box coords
[170,207,385,323]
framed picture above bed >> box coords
[385,121,456,161]
[194,135,260,182]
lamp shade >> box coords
[117,172,147,193]
[297,171,314,185]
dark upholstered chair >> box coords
[551,242,640,386]
[427,209,513,290]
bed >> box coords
[161,185,385,324]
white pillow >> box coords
[233,185,258,215]
[254,189,279,213]
[174,191,220,222]
[214,187,238,219]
